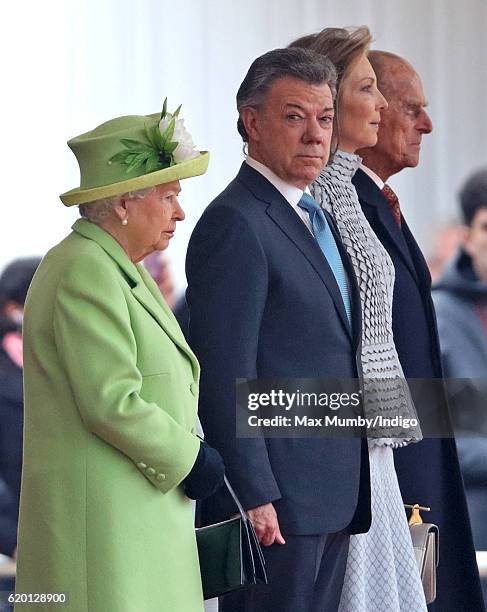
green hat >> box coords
[60,102,209,206]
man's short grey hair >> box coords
[78,186,155,224]
[236,47,337,142]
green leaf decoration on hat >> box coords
[109,98,193,175]
[161,97,168,120]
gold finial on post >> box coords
[404,503,431,526]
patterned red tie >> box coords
[381,184,402,227]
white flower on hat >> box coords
[159,116,199,163]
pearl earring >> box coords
[122,218,128,226]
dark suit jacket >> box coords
[187,163,371,535]
[353,167,485,612]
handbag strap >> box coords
[195,436,248,522]
[224,475,248,523]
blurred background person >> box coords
[144,251,177,310]
[143,252,193,356]
[426,220,463,283]
[0,258,40,611]
[433,167,487,560]
[0,257,41,558]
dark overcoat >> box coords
[353,168,485,612]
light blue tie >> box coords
[298,193,352,325]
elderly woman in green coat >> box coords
[14,102,224,612]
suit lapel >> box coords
[353,169,419,282]
[72,219,199,378]
[238,164,353,339]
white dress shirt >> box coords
[245,155,353,301]
[359,163,385,190]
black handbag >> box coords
[195,476,268,600]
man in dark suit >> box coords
[186,47,371,612]
[353,50,485,611]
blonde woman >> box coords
[291,27,427,611]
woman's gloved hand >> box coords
[183,440,225,500]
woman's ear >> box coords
[112,197,129,223]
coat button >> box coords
[146,467,156,476]
[190,382,198,396]
[156,473,166,482]
[137,462,147,469]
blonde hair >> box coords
[289,26,372,90]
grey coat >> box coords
[433,249,487,549]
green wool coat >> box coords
[15,219,204,612]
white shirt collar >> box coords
[360,163,385,190]
[245,156,305,207]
